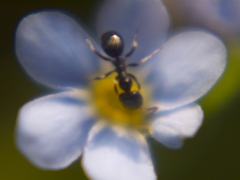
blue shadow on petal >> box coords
[54,95,87,106]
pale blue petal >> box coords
[177,0,240,35]
[15,11,99,89]
[218,0,240,23]
[146,30,227,111]
[82,123,156,180]
[150,104,203,149]
[16,90,95,169]
[96,0,169,63]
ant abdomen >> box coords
[119,91,143,109]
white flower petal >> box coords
[16,90,95,169]
[150,104,203,149]
[96,0,169,63]
[15,11,99,89]
[82,123,156,180]
[147,30,227,110]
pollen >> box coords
[90,73,148,126]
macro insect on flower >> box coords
[15,0,227,180]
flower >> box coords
[176,0,240,37]
[15,0,227,180]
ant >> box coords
[86,30,160,111]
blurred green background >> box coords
[0,1,240,180]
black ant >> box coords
[86,30,160,111]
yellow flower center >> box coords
[90,72,149,126]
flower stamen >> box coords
[90,73,149,126]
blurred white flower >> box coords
[15,0,227,180]
[176,0,240,37]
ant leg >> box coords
[86,39,114,62]
[125,34,138,58]
[127,47,162,67]
[89,70,115,82]
[114,76,119,94]
[146,106,159,115]
[136,125,151,136]
[127,73,141,90]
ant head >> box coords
[101,30,124,58]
